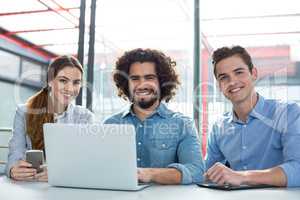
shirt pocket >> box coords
[151,138,177,150]
[148,138,178,167]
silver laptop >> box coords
[43,123,149,191]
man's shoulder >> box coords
[263,98,300,117]
[103,110,127,124]
[161,106,194,124]
[213,112,233,126]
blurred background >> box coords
[0,0,300,154]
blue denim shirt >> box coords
[104,103,204,184]
[205,95,300,187]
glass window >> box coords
[90,0,194,122]
[21,59,44,83]
[0,81,36,127]
[0,50,20,79]
[201,0,300,155]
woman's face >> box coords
[49,66,82,107]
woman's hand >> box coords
[10,160,36,181]
[34,165,48,182]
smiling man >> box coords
[104,48,204,185]
[204,46,300,187]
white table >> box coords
[1,176,300,200]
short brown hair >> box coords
[212,45,254,77]
[113,48,180,102]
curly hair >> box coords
[113,48,180,102]
[212,45,254,77]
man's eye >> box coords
[219,76,227,81]
[130,77,139,81]
[59,79,67,83]
[146,76,156,80]
[73,81,81,85]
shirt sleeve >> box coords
[5,105,28,177]
[204,123,226,171]
[74,106,95,124]
[86,110,95,123]
[167,118,205,184]
[278,103,300,187]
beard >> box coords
[131,89,160,109]
[137,96,158,109]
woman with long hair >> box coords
[6,55,94,182]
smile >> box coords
[62,93,73,97]
[135,89,153,96]
[228,87,243,94]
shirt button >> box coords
[137,158,141,162]
[242,146,247,150]
[161,143,166,148]
[138,142,142,146]
[243,166,247,170]
[139,124,143,128]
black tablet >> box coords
[197,183,275,191]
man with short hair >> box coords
[205,45,300,187]
[104,48,204,185]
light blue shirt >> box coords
[6,103,94,177]
[104,103,204,184]
[205,95,300,187]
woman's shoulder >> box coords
[68,104,94,123]
[70,104,94,116]
[15,104,27,114]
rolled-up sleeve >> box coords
[204,124,226,171]
[167,118,204,184]
[279,104,300,187]
[280,161,300,187]
[5,105,28,177]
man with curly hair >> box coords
[104,48,204,185]
[204,45,300,187]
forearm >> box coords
[243,166,287,187]
[150,168,182,184]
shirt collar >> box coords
[155,103,171,118]
[248,94,266,121]
[121,104,134,118]
[121,102,170,119]
[229,93,265,123]
[54,103,74,121]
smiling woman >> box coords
[5,55,94,182]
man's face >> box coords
[215,55,257,105]
[128,62,160,109]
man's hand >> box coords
[138,168,153,183]
[137,168,182,184]
[204,162,246,186]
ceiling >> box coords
[0,0,193,55]
[0,0,299,56]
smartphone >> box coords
[25,150,44,173]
